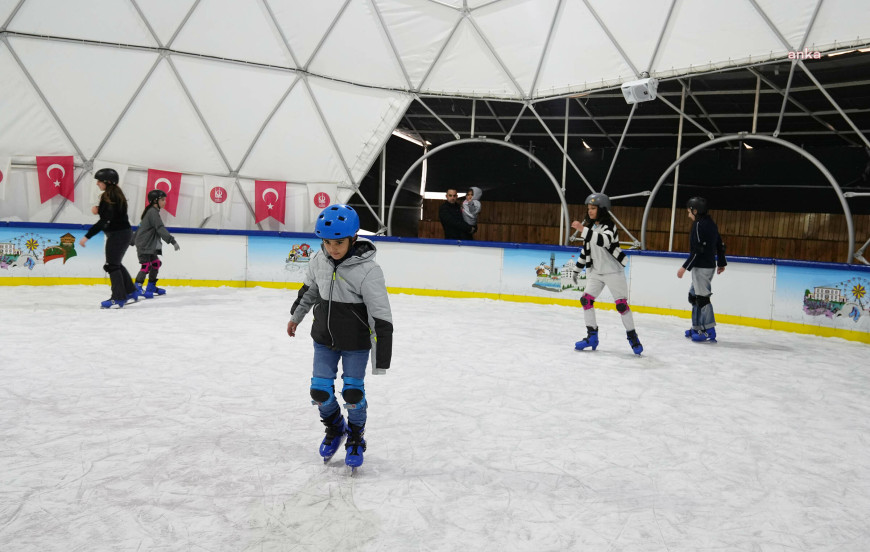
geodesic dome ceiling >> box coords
[1,0,869,203]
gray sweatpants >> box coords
[689,267,716,330]
[582,270,636,332]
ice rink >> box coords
[1,285,868,551]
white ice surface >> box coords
[1,285,868,551]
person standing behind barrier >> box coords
[131,189,180,299]
[571,193,643,355]
[287,204,393,471]
[439,188,473,240]
[461,187,483,236]
[78,168,137,309]
[678,196,727,342]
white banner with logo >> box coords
[306,183,340,228]
[203,175,236,223]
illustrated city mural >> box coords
[0,230,78,270]
[802,276,869,323]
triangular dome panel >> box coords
[269,0,346,69]
[7,0,156,47]
[473,0,561,97]
[308,0,408,89]
[0,0,19,25]
[422,17,520,98]
[10,37,158,160]
[586,0,676,75]
[655,0,786,78]
[375,0,461,90]
[99,60,227,174]
[135,0,198,47]
[241,82,345,184]
[535,0,635,97]
[308,77,411,183]
[0,43,73,157]
[805,0,870,52]
[172,0,295,68]
[172,56,296,171]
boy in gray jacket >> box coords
[287,204,393,471]
[131,189,179,298]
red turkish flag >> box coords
[146,169,182,216]
[254,180,286,224]
[36,156,75,203]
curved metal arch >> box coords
[641,133,855,263]
[387,137,572,245]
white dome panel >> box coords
[135,0,198,47]
[99,61,227,175]
[172,56,296,171]
[805,0,870,52]
[241,82,345,184]
[7,0,156,47]
[171,0,295,68]
[10,37,158,160]
[268,0,346,69]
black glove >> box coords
[172,240,180,251]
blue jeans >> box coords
[312,342,370,426]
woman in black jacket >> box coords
[78,168,138,308]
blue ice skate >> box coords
[691,328,717,342]
[100,298,126,309]
[574,326,599,351]
[345,423,366,470]
[127,286,144,302]
[627,330,643,355]
[684,329,697,338]
[145,282,166,297]
[319,414,347,462]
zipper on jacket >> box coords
[327,267,336,347]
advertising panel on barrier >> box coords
[0,226,110,278]
[246,234,317,285]
[774,264,870,332]
[501,247,622,303]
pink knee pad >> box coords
[152,258,162,270]
[580,293,596,310]
[615,298,630,314]
[139,261,151,273]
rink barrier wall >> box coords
[1,223,868,343]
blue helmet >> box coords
[315,204,360,238]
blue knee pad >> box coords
[342,377,367,410]
[310,377,336,407]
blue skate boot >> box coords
[127,285,144,302]
[626,329,643,355]
[574,326,599,351]
[100,298,126,309]
[345,423,366,470]
[684,328,697,338]
[145,281,166,297]
[319,412,347,462]
[691,328,717,342]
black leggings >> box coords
[135,253,160,285]
[104,229,135,300]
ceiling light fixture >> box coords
[392,129,430,147]
[582,139,592,150]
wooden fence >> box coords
[419,199,870,263]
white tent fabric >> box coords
[1,0,868,229]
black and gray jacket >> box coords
[575,220,626,271]
[132,207,176,254]
[682,215,727,270]
[290,238,393,369]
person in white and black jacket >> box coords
[287,204,393,471]
[571,193,643,355]
[678,196,727,342]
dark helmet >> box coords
[584,192,611,210]
[94,168,119,185]
[315,204,360,239]
[147,189,168,205]
[687,196,708,215]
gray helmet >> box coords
[687,196,708,215]
[584,193,611,210]
[94,168,119,185]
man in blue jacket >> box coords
[677,196,727,342]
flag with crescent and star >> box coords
[146,169,182,217]
[0,156,10,201]
[36,155,75,203]
[254,180,286,224]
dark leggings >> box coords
[104,229,135,300]
[135,253,160,285]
